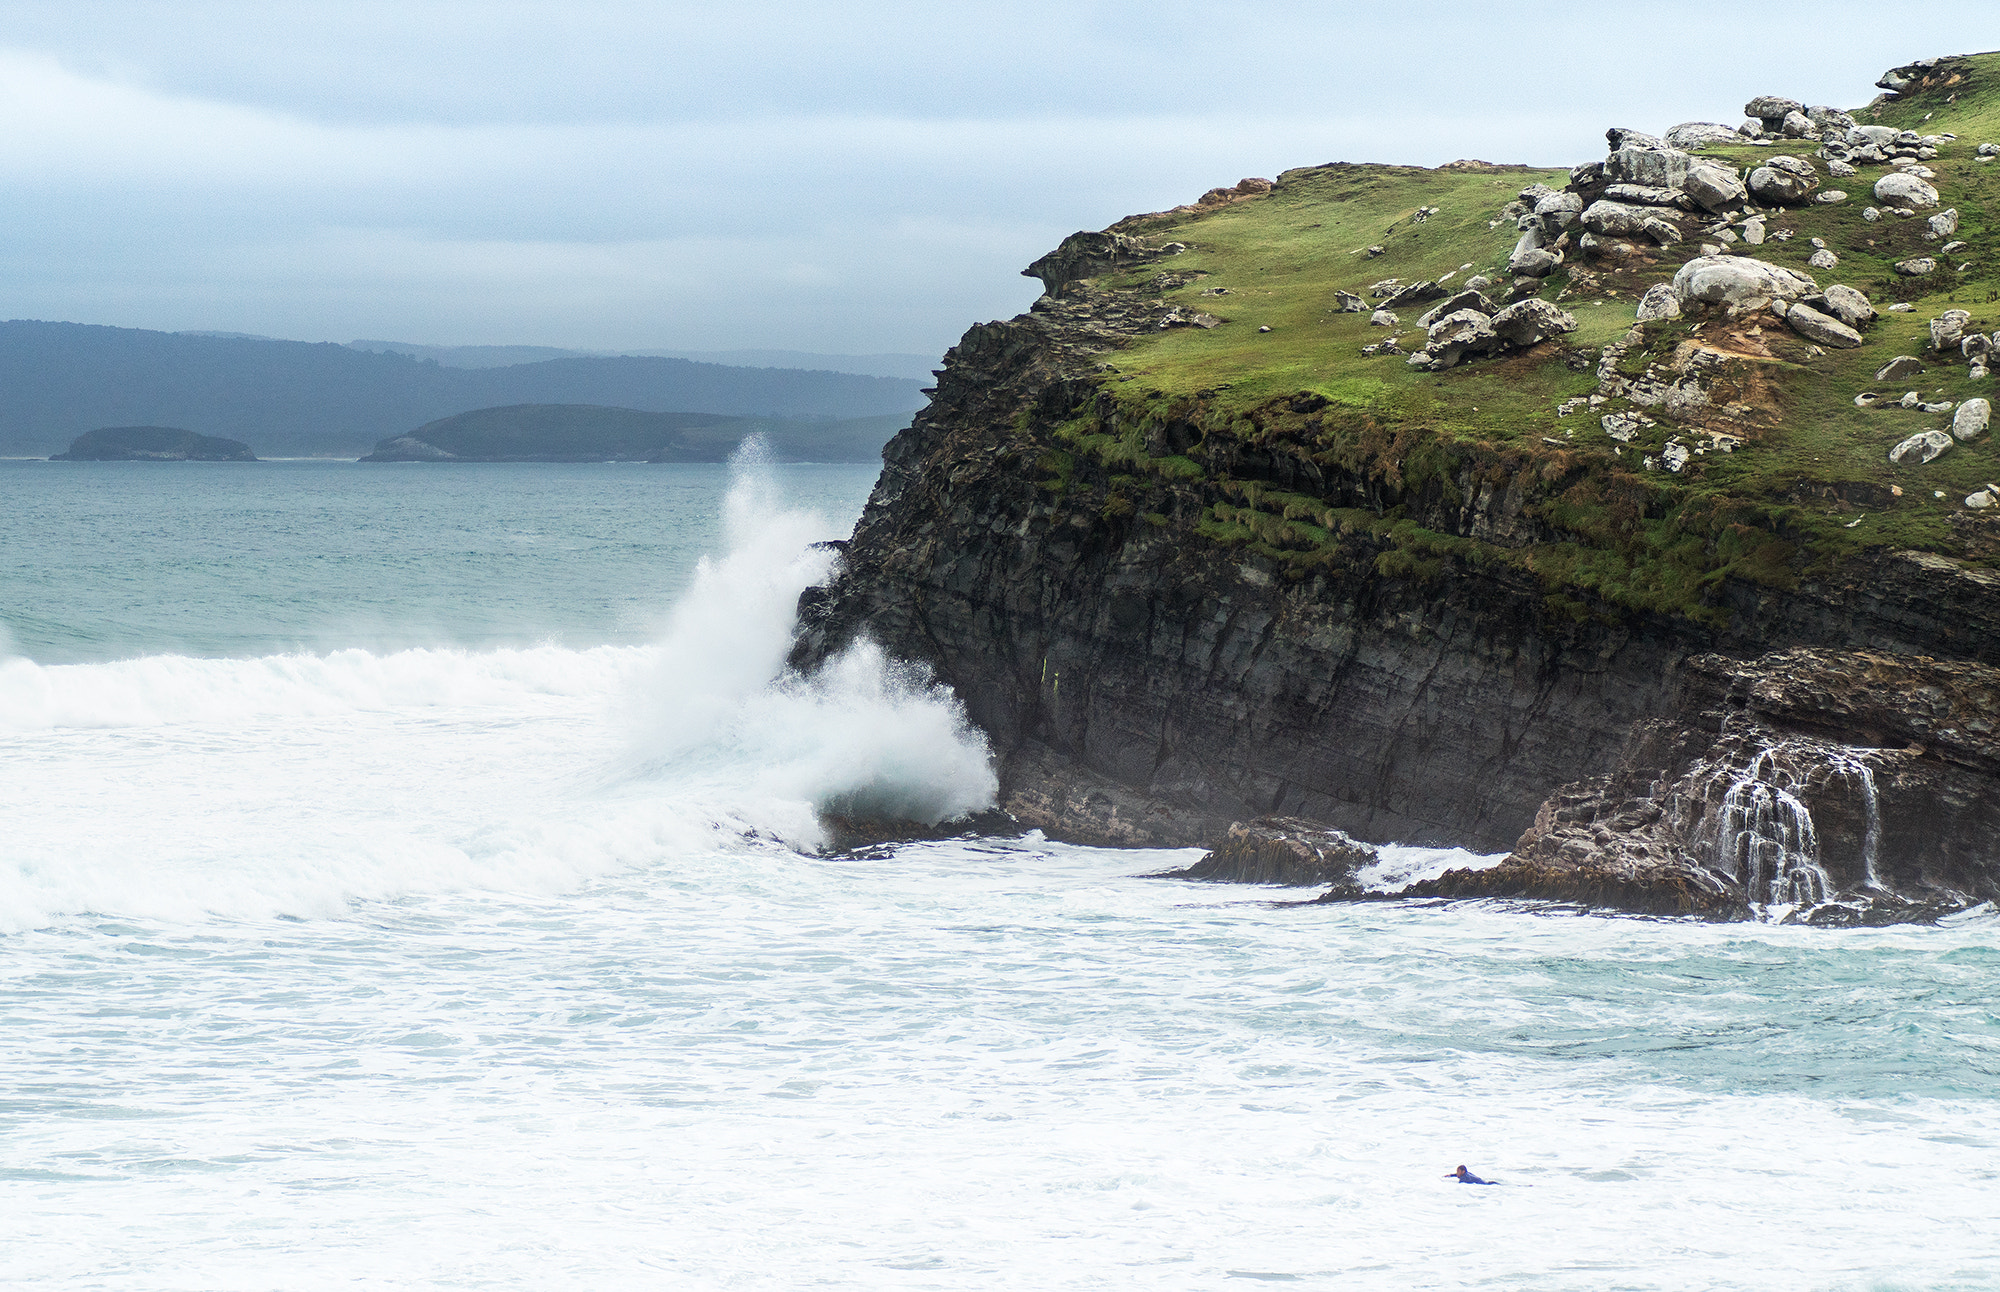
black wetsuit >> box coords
[1452,1168,1496,1185]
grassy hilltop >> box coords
[1034,53,2000,625]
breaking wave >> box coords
[0,441,995,930]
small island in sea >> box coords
[359,402,907,462]
[51,425,258,461]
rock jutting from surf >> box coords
[789,53,2000,923]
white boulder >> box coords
[1534,191,1585,230]
[1670,256,1816,314]
[1488,298,1578,348]
[1874,173,1940,211]
[1683,164,1747,214]
[1581,200,1660,236]
[1780,302,1862,348]
[1665,122,1743,150]
[1422,310,1500,369]
[1816,285,1876,328]
[1606,146,1692,190]
[1954,398,1992,441]
[1932,310,1972,352]
[1635,283,1681,322]
[1748,166,1816,206]
[1890,429,1955,465]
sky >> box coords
[0,2,1982,358]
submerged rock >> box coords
[1147,817,1378,887]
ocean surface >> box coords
[3,453,1998,1291]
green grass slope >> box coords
[1037,52,2000,624]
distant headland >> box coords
[359,403,905,462]
[50,426,257,461]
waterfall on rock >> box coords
[1700,740,1890,916]
[1825,748,1885,891]
[1712,746,1831,913]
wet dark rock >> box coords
[819,809,1025,856]
[1395,649,2000,920]
[1147,817,1377,885]
[790,221,2000,877]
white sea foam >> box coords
[622,436,995,847]
[5,458,1998,1290]
[1358,842,1509,890]
[0,641,647,734]
[0,442,993,929]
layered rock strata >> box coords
[1393,649,2000,921]
[792,236,2000,855]
[792,57,2000,920]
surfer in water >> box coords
[1448,1165,1497,1185]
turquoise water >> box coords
[0,459,879,663]
[2,459,1997,1290]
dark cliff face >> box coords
[791,282,2000,854]
[1404,648,2000,919]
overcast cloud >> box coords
[0,2,1981,356]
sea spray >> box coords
[630,437,842,763]
[0,447,992,927]
[625,437,996,845]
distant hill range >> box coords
[0,321,928,457]
[51,425,256,462]
[345,339,938,381]
[360,404,908,463]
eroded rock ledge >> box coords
[1361,647,2000,921]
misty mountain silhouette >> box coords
[0,321,927,456]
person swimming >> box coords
[1447,1165,1497,1185]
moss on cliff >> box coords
[1021,52,2000,627]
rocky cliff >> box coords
[794,53,2000,919]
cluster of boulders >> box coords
[1634,252,1880,352]
[1541,85,1961,292]
[1341,264,1581,370]
[1333,58,1984,402]
[1859,307,1999,480]
[1402,294,1579,371]
[1886,394,1990,472]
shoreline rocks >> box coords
[1202,651,2000,923]
[1147,818,1377,887]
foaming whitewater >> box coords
[6,458,1999,1291]
[0,442,992,930]
[625,438,996,844]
